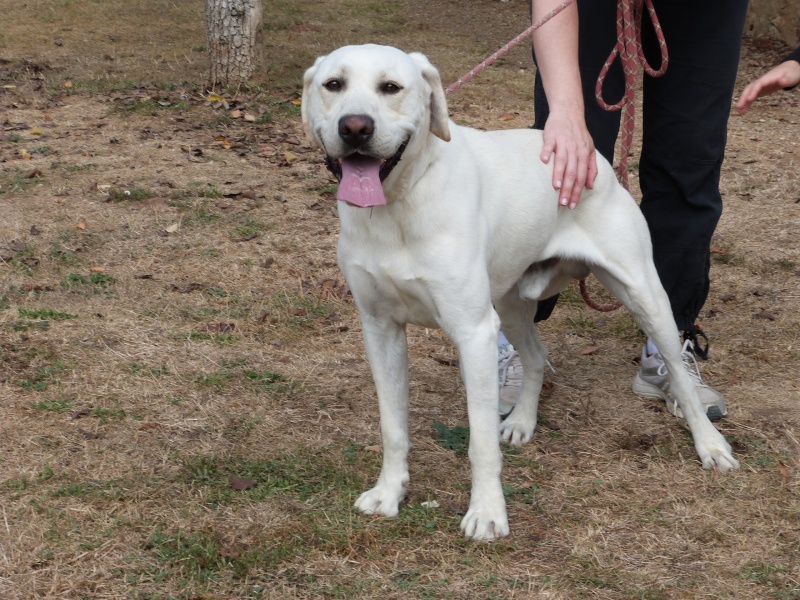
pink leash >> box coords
[445,0,576,97]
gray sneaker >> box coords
[498,347,522,419]
[632,339,727,421]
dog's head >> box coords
[301,44,450,207]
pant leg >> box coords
[639,0,749,333]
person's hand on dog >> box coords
[541,108,597,210]
[531,0,597,209]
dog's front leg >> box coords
[453,317,510,541]
[354,314,411,518]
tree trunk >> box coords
[206,0,263,88]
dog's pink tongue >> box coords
[337,155,386,207]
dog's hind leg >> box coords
[495,291,547,447]
[353,315,412,517]
[590,260,739,472]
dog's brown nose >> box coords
[338,114,375,147]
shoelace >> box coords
[655,339,710,389]
[498,350,521,388]
[498,349,555,387]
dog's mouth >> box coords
[325,141,408,208]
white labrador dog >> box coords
[301,44,738,540]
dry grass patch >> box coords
[1,1,799,598]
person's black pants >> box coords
[530,0,749,333]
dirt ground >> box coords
[1,1,799,598]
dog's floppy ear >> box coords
[301,55,326,148]
[409,52,451,142]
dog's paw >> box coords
[695,433,739,472]
[354,485,405,517]
[499,414,535,446]
[697,443,740,472]
[460,505,510,541]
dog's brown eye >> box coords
[380,82,402,95]
[324,79,343,92]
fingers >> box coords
[735,61,800,114]
[542,138,596,209]
[556,147,580,209]
[734,85,757,114]
[735,80,771,114]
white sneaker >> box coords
[498,346,522,418]
[632,339,727,421]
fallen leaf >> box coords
[77,428,101,440]
[175,282,206,293]
[499,113,516,121]
[365,445,381,453]
[228,476,257,490]
[164,223,179,233]
[580,346,600,355]
[291,98,302,106]
[431,355,459,367]
[710,245,725,253]
[244,113,256,122]
[63,80,73,89]
[206,93,226,102]
[90,266,106,273]
[753,311,776,321]
[230,109,242,118]
[778,461,791,484]
[76,220,86,230]
[219,546,241,559]
[214,135,231,149]
[30,126,43,136]
[19,149,31,160]
[284,151,298,163]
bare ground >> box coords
[1,1,799,598]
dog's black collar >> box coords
[325,156,342,181]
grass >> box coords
[106,186,153,202]
[31,397,74,412]
[18,359,71,392]
[59,271,116,291]
[0,170,42,195]
[1,1,799,598]
[18,308,78,320]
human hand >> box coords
[736,60,800,114]
[540,109,597,209]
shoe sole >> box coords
[632,376,726,421]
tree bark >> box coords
[206,0,263,88]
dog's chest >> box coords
[337,226,446,328]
